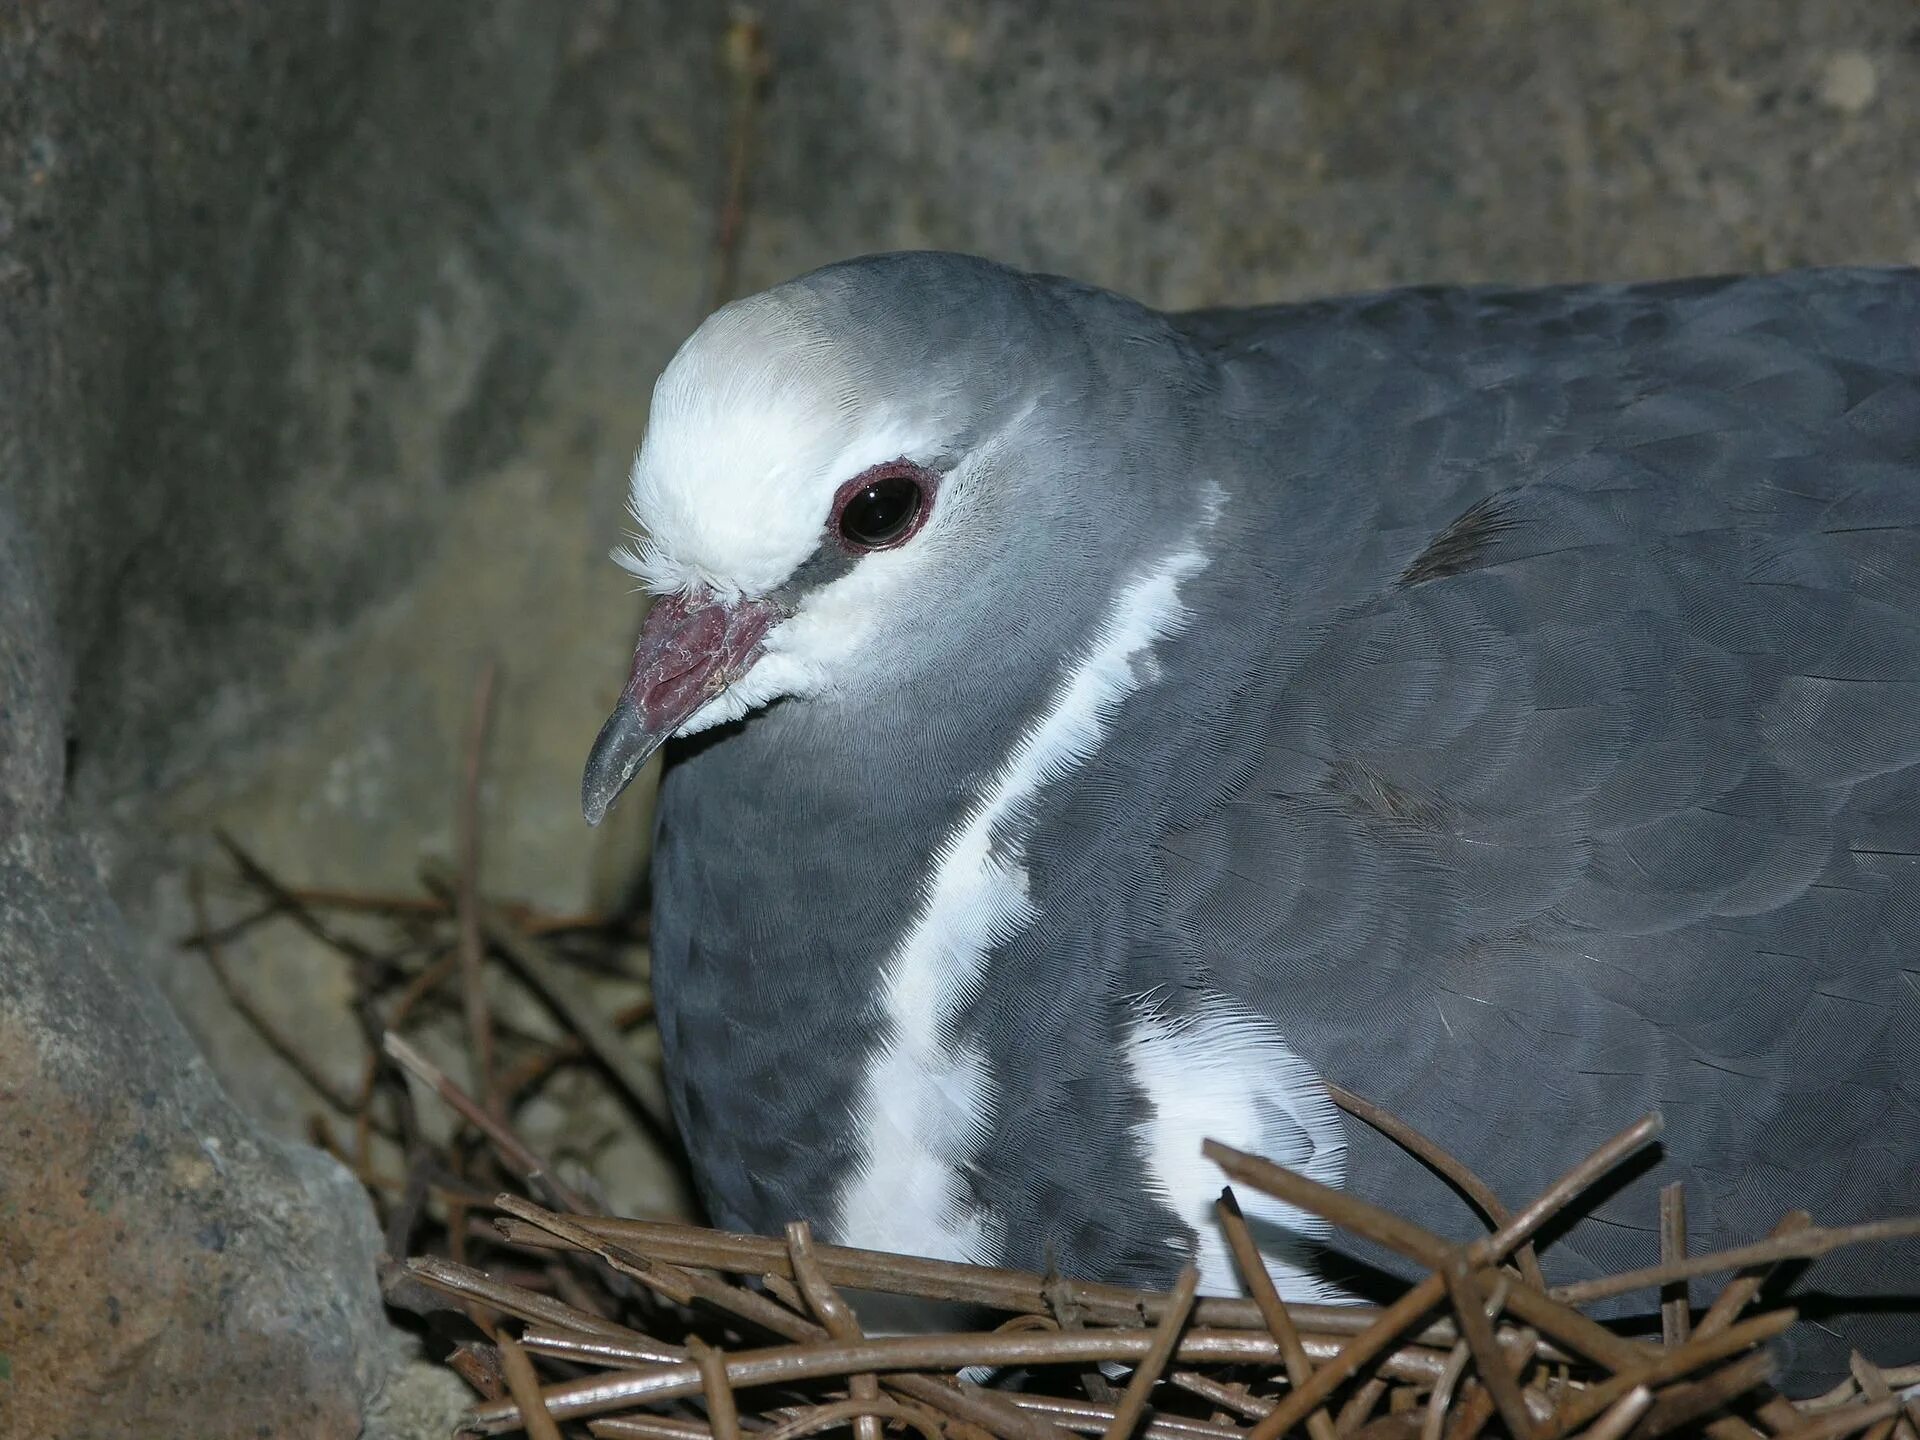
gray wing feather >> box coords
[1158,270,1920,1380]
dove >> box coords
[583,253,1920,1386]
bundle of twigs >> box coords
[390,1084,1918,1440]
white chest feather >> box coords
[1124,997,1349,1302]
[832,537,1213,1263]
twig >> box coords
[1170,1371,1273,1420]
[497,997,656,1103]
[1534,1310,1797,1440]
[691,1337,743,1440]
[499,1333,565,1440]
[787,1221,881,1440]
[1580,1388,1653,1440]
[420,860,674,1136]
[187,871,369,1121]
[1848,1353,1919,1440]
[710,10,772,312]
[591,1417,719,1440]
[1660,1182,1691,1349]
[456,658,499,1113]
[1441,1265,1531,1440]
[402,1255,644,1343]
[1338,1381,1390,1436]
[213,830,389,971]
[1240,1115,1666,1440]
[464,1329,1454,1434]
[1328,1081,1546,1293]
[1423,1338,1474,1440]
[358,947,458,1168]
[760,1397,948,1440]
[382,1032,592,1213]
[1010,1393,1245,1440]
[493,1212,1461,1344]
[1637,1350,1776,1440]
[1552,1219,1920,1306]
[1776,1398,1911,1440]
[1217,1189,1336,1440]
[1103,1266,1198,1440]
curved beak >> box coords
[581,590,778,825]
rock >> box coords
[1818,50,1880,115]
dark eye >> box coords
[836,472,926,549]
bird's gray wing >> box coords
[1157,271,1920,1384]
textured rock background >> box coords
[2,2,1916,1435]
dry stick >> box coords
[1580,1388,1654,1440]
[1422,1336,1474,1440]
[691,1338,744,1440]
[421,861,673,1134]
[1170,1371,1274,1420]
[1103,1266,1199,1440]
[1217,1189,1338,1440]
[383,1032,595,1216]
[1691,1211,1810,1343]
[291,885,608,936]
[492,1213,1470,1349]
[1010,1394,1244,1440]
[498,1333,565,1440]
[1552,1218,1920,1307]
[1535,1310,1799,1440]
[895,1377,1074,1440]
[786,1222,882,1440]
[465,1329,1452,1434]
[1328,1082,1546,1294]
[1848,1354,1918,1440]
[213,830,391,971]
[499,998,656,1102]
[1441,1265,1533,1440]
[404,1255,642,1342]
[1659,1183,1691,1349]
[456,658,500,1113]
[1337,1381,1391,1437]
[591,1417,719,1440]
[1438,1304,1547,1440]
[1237,1114,1668,1440]
[1499,1285,1645,1377]
[502,1198,1067,1440]
[710,11,771,312]
[357,947,458,1169]
[760,1397,948,1440]
[1777,1400,1913,1440]
[1439,1384,1495,1440]
[516,1321,1450,1384]
[1208,1141,1453,1273]
[1636,1350,1777,1440]
[186,872,370,1120]
[175,884,610,942]
[497,1194,702,1307]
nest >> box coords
[179,685,1919,1440]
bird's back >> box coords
[1148,269,1920,1378]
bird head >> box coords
[581,252,1202,824]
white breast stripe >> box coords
[834,524,1219,1263]
[1124,996,1349,1302]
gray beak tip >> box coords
[581,701,657,827]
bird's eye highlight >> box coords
[832,463,932,551]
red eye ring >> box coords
[829,459,938,553]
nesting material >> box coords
[409,1104,1918,1440]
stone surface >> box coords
[2,2,1918,1435]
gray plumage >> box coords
[613,254,1919,1388]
